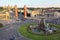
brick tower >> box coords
[24,5,27,18]
[14,5,18,19]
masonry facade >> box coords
[0,12,10,20]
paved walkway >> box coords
[0,20,31,40]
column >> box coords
[8,5,10,12]
[14,5,18,19]
[24,5,27,18]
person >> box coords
[9,36,15,40]
[9,38,14,40]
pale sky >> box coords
[0,0,60,8]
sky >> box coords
[0,0,60,8]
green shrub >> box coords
[0,23,3,28]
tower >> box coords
[14,5,18,19]
[8,5,10,12]
[24,5,27,18]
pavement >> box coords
[0,18,32,40]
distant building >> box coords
[44,10,60,19]
[31,9,42,17]
[54,11,60,18]
[0,12,10,20]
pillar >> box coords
[14,5,18,19]
[5,11,10,23]
[8,5,10,12]
[6,12,10,20]
[24,5,27,18]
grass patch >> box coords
[19,23,60,40]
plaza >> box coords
[0,5,60,40]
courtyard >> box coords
[0,4,60,40]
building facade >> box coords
[0,12,10,20]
